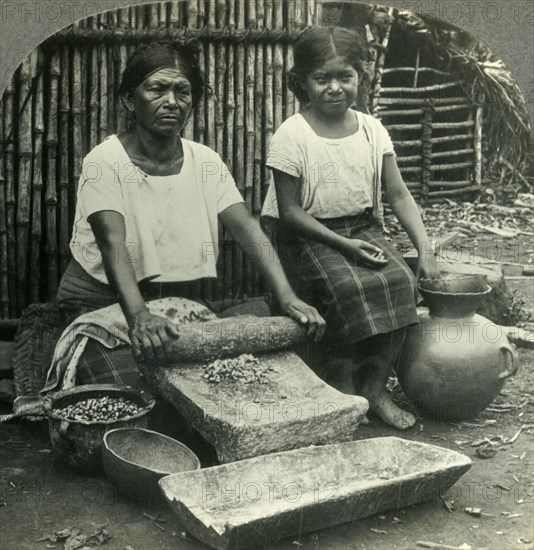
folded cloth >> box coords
[41,297,216,394]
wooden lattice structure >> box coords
[375,58,483,200]
[0,1,487,320]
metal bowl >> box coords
[103,428,200,503]
[45,384,155,473]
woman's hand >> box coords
[89,211,181,364]
[129,309,180,364]
[277,292,326,342]
[342,238,388,268]
[418,252,440,280]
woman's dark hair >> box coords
[288,26,371,107]
[119,40,205,108]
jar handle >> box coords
[498,343,518,380]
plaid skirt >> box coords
[56,260,210,387]
[275,210,418,346]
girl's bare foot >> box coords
[353,329,415,430]
[359,372,416,430]
[368,393,416,430]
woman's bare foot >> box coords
[368,393,416,430]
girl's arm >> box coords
[89,211,179,363]
[273,168,387,268]
[219,202,325,341]
[382,154,440,278]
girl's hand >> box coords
[418,253,440,280]
[129,309,180,364]
[277,292,326,342]
[342,238,388,268]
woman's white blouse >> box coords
[70,135,244,284]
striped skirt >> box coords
[275,210,418,347]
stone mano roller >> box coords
[156,315,309,363]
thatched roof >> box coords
[395,9,533,184]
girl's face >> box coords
[301,55,359,117]
[128,66,193,136]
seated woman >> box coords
[48,40,324,389]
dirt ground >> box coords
[0,233,533,550]
[0,349,532,550]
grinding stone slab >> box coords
[141,350,368,463]
[159,437,472,550]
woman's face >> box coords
[301,55,359,117]
[129,66,193,136]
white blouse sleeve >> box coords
[265,120,303,178]
[78,155,126,218]
[215,155,245,213]
[376,119,396,156]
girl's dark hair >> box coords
[119,40,205,108]
[288,26,371,107]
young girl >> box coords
[261,27,440,430]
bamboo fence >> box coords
[0,1,484,320]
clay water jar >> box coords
[397,277,518,421]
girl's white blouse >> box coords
[261,111,395,221]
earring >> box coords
[123,97,134,112]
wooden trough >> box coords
[159,437,472,550]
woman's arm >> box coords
[89,210,179,362]
[219,203,325,341]
[382,154,440,278]
[272,168,387,268]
